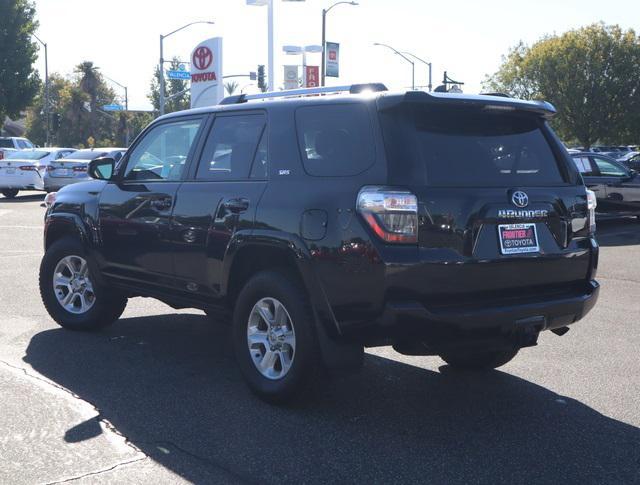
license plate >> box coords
[56,169,71,176]
[6,168,15,175]
[498,223,539,255]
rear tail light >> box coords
[73,166,87,172]
[357,186,418,244]
[46,165,55,172]
[19,165,37,171]
[0,152,4,160]
[586,189,597,234]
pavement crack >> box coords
[42,456,148,484]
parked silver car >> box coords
[44,147,126,191]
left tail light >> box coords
[357,186,418,244]
[19,165,37,171]
[73,166,87,172]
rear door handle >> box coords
[150,197,173,211]
[223,198,250,213]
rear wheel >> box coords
[233,271,320,403]
[40,237,127,331]
[2,189,18,199]
[440,348,519,370]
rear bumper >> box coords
[43,175,88,191]
[345,280,599,347]
[0,172,44,190]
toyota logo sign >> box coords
[193,46,213,70]
[511,191,529,208]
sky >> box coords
[33,0,640,110]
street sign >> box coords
[102,104,124,111]
[167,70,192,80]
[283,65,299,90]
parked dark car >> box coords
[571,152,640,218]
[39,85,600,402]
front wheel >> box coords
[40,237,127,331]
[233,271,320,403]
[440,348,519,371]
[1,189,19,199]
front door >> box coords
[170,111,268,299]
[592,156,640,215]
[97,116,205,288]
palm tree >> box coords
[225,80,239,96]
[75,61,101,138]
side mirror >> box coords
[88,157,116,180]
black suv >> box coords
[39,85,600,402]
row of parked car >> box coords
[0,137,125,199]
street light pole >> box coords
[33,34,49,146]
[159,20,215,116]
[373,42,415,90]
[402,51,433,92]
[268,0,274,91]
[321,1,358,87]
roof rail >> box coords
[218,83,388,105]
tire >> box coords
[440,348,519,371]
[2,189,19,199]
[233,270,320,403]
[39,237,127,331]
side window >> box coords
[593,157,627,177]
[196,114,266,180]
[572,156,595,176]
[295,103,375,177]
[123,118,203,181]
[17,140,28,149]
[24,140,34,149]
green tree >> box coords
[148,57,190,113]
[0,0,40,130]
[485,24,640,148]
[225,80,239,95]
[25,73,72,145]
[257,65,267,92]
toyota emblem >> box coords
[192,46,213,71]
[511,191,529,208]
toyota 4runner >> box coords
[39,84,600,402]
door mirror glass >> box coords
[88,157,115,180]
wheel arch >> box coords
[44,213,91,251]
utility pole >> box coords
[373,42,415,90]
[402,51,433,92]
[33,34,49,146]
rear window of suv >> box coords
[295,103,375,177]
[381,107,565,187]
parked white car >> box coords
[0,137,36,161]
[44,147,126,192]
[0,148,76,199]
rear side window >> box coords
[196,114,266,181]
[572,156,595,176]
[381,107,565,187]
[295,104,375,177]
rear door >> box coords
[169,111,268,298]
[97,116,205,288]
[379,105,590,298]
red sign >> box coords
[329,50,337,61]
[192,46,213,70]
[306,65,319,87]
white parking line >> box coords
[0,225,41,229]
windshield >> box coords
[381,107,566,187]
[62,151,107,160]
[0,139,14,148]
[5,150,50,160]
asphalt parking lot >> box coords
[0,193,639,484]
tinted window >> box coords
[0,139,13,148]
[381,107,565,187]
[124,119,203,181]
[296,104,375,177]
[196,114,265,180]
[593,157,627,177]
[250,131,268,179]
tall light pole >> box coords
[402,51,432,92]
[374,42,415,90]
[321,1,358,87]
[103,74,129,145]
[33,34,49,146]
[159,20,214,116]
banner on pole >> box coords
[325,42,340,78]
[306,66,319,87]
[283,65,299,90]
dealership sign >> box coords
[325,42,339,77]
[191,37,224,108]
[306,66,319,87]
[283,65,299,90]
